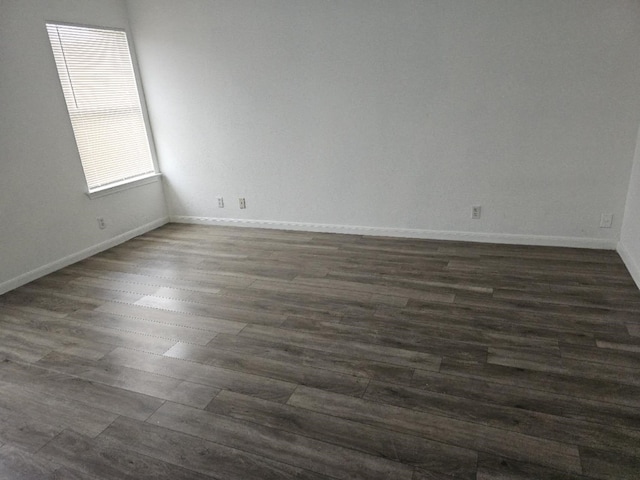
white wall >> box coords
[2,1,639,296]
[620,125,640,288]
[126,0,640,247]
[0,0,168,294]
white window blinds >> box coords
[46,23,156,191]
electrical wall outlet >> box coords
[239,197,246,209]
[600,213,613,228]
[217,196,224,208]
[471,205,481,219]
[97,217,106,229]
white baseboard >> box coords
[0,217,169,295]
[617,241,640,289]
[170,215,617,250]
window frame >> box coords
[45,21,161,198]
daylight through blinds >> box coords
[46,23,155,190]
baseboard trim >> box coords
[0,216,169,295]
[170,216,617,250]
[617,241,640,289]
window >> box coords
[46,23,157,194]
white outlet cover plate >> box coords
[600,213,613,228]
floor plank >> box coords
[102,347,297,403]
[0,380,118,438]
[0,360,164,421]
[288,385,582,473]
[35,351,220,408]
[205,389,478,479]
[149,400,414,480]
[0,444,92,480]
[39,429,212,480]
[102,416,332,480]
[164,342,370,396]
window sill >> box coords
[86,173,162,199]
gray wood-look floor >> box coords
[1,223,640,479]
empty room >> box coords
[2,0,640,478]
